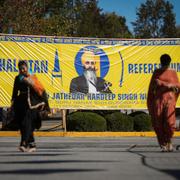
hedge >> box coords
[80,110,118,116]
[67,111,107,132]
[133,113,152,131]
[129,111,147,117]
[67,111,152,132]
[105,112,134,131]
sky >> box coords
[98,0,180,33]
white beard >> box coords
[84,69,97,85]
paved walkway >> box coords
[0,137,180,180]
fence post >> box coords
[62,109,67,132]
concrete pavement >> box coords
[0,137,180,180]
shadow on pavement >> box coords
[0,153,73,156]
[0,168,106,175]
[128,147,180,180]
[0,159,119,164]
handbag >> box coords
[2,106,19,131]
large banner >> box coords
[0,34,180,109]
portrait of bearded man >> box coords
[69,51,112,94]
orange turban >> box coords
[81,51,95,65]
[81,51,100,74]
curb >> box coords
[0,131,180,137]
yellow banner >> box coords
[0,34,180,109]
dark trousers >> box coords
[16,107,35,146]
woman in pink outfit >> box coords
[147,54,180,152]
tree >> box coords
[74,0,132,38]
[161,1,177,37]
[0,0,44,34]
[132,0,177,38]
[74,0,103,37]
[101,12,131,38]
[0,0,74,36]
[0,15,2,33]
[42,0,75,36]
[176,25,180,37]
[0,0,132,38]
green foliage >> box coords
[67,111,107,132]
[161,1,177,37]
[132,0,177,38]
[106,112,133,131]
[176,108,180,116]
[74,1,132,38]
[176,26,180,37]
[129,111,147,117]
[81,110,119,116]
[0,0,45,34]
[0,0,178,38]
[75,0,103,37]
[0,0,132,37]
[66,111,153,132]
[42,0,75,36]
[133,113,152,131]
[101,12,132,38]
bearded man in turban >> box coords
[70,51,112,94]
